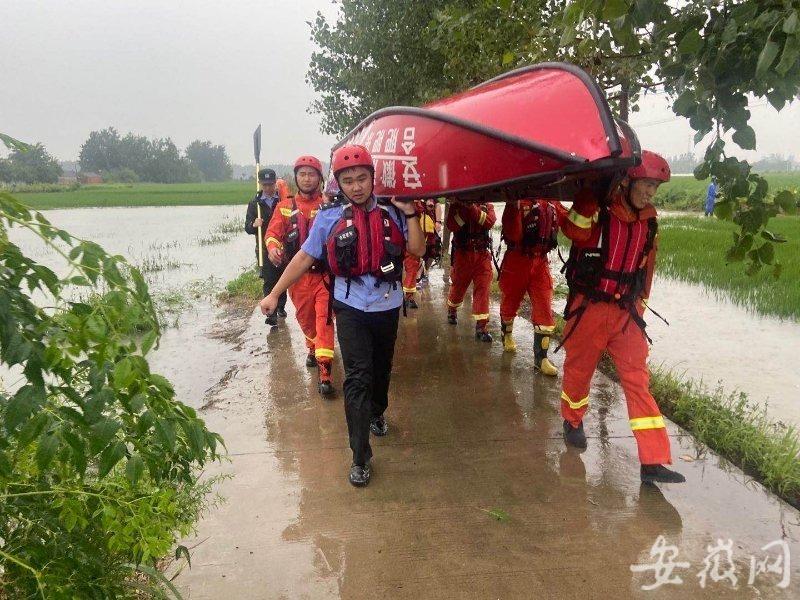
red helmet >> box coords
[294,155,323,175]
[332,144,374,179]
[627,150,670,182]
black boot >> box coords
[370,415,388,436]
[349,463,371,487]
[447,311,457,325]
[407,297,419,309]
[277,307,288,318]
[318,361,334,397]
[641,464,686,484]
[563,419,587,449]
[305,352,317,368]
[475,329,493,343]
[265,312,278,327]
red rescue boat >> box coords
[332,62,640,201]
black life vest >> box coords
[452,203,491,251]
[506,200,559,255]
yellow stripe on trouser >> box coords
[561,391,589,410]
[533,325,556,334]
[629,416,666,431]
[447,300,462,308]
[403,286,417,293]
[315,348,334,359]
[472,313,489,320]
[567,210,595,229]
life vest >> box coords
[564,206,657,305]
[283,196,323,271]
[506,200,558,255]
[325,201,406,291]
[452,203,491,251]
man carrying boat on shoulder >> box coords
[498,197,567,375]
[559,150,685,485]
[445,197,496,342]
[401,199,426,309]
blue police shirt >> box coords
[302,197,408,312]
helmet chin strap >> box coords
[622,182,640,217]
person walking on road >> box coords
[498,198,566,375]
[446,198,497,342]
[559,150,685,485]
[265,155,336,397]
[245,168,287,326]
[260,144,425,487]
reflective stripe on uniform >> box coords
[266,237,283,248]
[447,299,462,308]
[279,207,293,217]
[472,313,490,320]
[533,324,556,334]
[477,211,487,226]
[315,348,335,359]
[402,286,417,293]
[561,391,589,410]
[455,214,465,227]
[567,209,595,229]
[629,416,666,431]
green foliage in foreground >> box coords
[656,173,800,211]
[14,181,255,210]
[657,215,800,320]
[219,267,262,305]
[651,368,800,509]
[0,192,223,596]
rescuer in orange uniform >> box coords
[266,155,335,397]
[446,198,497,342]
[498,198,567,375]
[401,200,426,309]
[559,150,685,484]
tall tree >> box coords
[185,140,233,181]
[0,143,62,184]
[78,127,123,173]
[307,0,451,136]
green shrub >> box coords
[0,192,223,597]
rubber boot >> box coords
[405,293,419,309]
[475,322,493,343]
[318,360,334,397]
[641,464,686,484]
[305,352,317,368]
[563,419,587,449]
[501,320,516,353]
[265,312,278,327]
[533,333,558,376]
[447,309,458,325]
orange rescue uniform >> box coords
[560,189,671,465]
[265,191,335,365]
[446,201,496,330]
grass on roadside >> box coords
[218,267,262,306]
[658,215,800,320]
[650,367,800,509]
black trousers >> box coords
[260,262,287,310]
[334,301,400,467]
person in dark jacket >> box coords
[245,168,287,326]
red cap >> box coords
[627,150,671,182]
[294,155,323,175]
[332,144,374,179]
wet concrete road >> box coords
[173,274,800,599]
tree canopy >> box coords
[0,143,62,184]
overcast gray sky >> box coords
[2,0,798,165]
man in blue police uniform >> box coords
[245,168,287,326]
[259,144,425,487]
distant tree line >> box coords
[78,128,232,183]
[0,144,62,184]
[667,152,799,175]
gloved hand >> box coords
[571,188,599,217]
